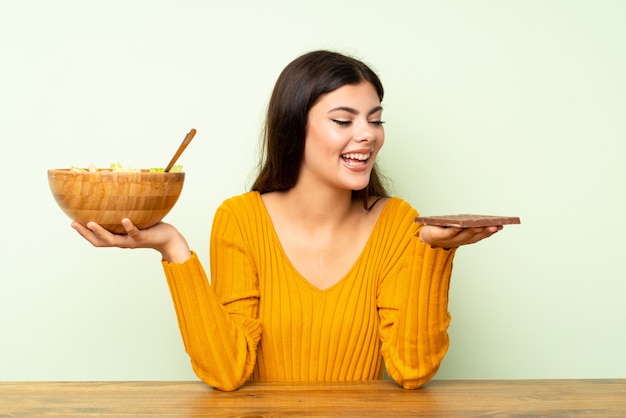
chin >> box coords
[338,171,372,192]
[345,180,371,192]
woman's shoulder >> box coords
[213,192,265,234]
[214,191,264,222]
[219,191,261,210]
[374,196,421,237]
[379,196,417,218]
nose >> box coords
[354,120,377,143]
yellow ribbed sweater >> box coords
[162,191,456,391]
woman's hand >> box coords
[71,218,192,263]
[419,224,503,250]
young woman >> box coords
[72,50,501,391]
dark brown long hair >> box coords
[251,50,390,208]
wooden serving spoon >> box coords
[165,128,196,172]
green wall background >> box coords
[1,0,625,381]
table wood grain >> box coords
[1,379,625,417]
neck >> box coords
[281,184,355,227]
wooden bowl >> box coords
[48,169,185,234]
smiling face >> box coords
[299,81,385,193]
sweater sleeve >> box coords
[377,215,456,389]
[161,205,262,391]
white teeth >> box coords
[342,153,370,161]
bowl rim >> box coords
[47,168,185,175]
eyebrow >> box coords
[328,106,383,115]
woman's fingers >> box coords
[70,219,189,261]
[420,225,503,248]
[71,220,139,248]
[121,218,140,238]
[71,220,109,247]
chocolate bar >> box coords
[414,214,521,228]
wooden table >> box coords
[1,379,625,417]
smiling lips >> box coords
[341,152,371,169]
